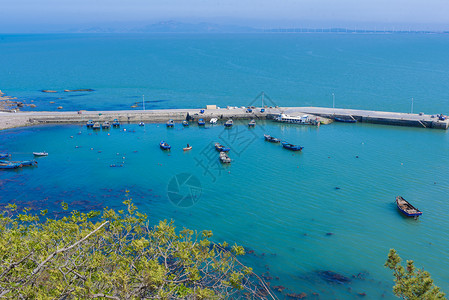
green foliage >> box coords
[385,249,446,300]
[0,200,272,299]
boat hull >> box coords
[396,196,422,217]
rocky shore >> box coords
[0,90,36,112]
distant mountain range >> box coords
[67,21,449,34]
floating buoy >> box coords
[108,133,110,136]
[70,136,73,138]
[124,129,127,132]
[90,148,94,150]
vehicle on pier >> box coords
[396,196,422,219]
[86,120,94,128]
[248,119,256,127]
[264,134,280,143]
[224,119,233,127]
[166,119,174,127]
[275,113,319,125]
[160,141,171,150]
[198,119,205,126]
[112,119,120,127]
[215,143,230,152]
[281,142,304,151]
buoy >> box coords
[90,148,94,150]
[108,133,110,136]
[70,136,73,138]
[124,129,127,132]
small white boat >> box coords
[33,152,48,157]
[210,118,218,124]
[139,122,145,126]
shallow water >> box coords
[1,121,448,299]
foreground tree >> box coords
[0,199,274,299]
[385,249,445,300]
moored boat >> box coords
[102,121,111,129]
[198,119,205,126]
[86,120,94,128]
[112,119,120,127]
[33,152,48,157]
[182,120,189,127]
[275,113,319,125]
[166,119,174,127]
[219,152,231,164]
[281,142,304,151]
[93,122,101,130]
[215,143,230,152]
[334,117,357,123]
[224,119,233,127]
[396,196,422,218]
[210,118,218,124]
[160,141,171,150]
[0,160,37,167]
[0,153,10,159]
[183,144,192,151]
[264,134,280,143]
[0,162,22,169]
[248,119,256,127]
[139,122,145,126]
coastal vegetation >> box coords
[385,249,445,299]
[0,195,272,299]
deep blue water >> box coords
[1,33,449,299]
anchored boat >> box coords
[112,119,120,127]
[33,152,48,157]
[182,120,189,127]
[224,119,233,127]
[160,141,171,150]
[166,119,174,127]
[0,160,37,167]
[86,120,94,128]
[264,134,281,143]
[139,122,145,126]
[281,142,304,151]
[0,162,22,169]
[198,119,205,126]
[102,121,111,129]
[183,144,192,151]
[93,122,101,130]
[248,119,256,127]
[219,152,231,164]
[215,143,230,152]
[0,153,10,159]
[334,117,356,123]
[396,196,422,218]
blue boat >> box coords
[0,153,10,159]
[248,119,256,127]
[166,119,174,127]
[200,109,205,114]
[215,143,230,152]
[198,119,205,126]
[0,162,22,169]
[86,120,94,128]
[182,120,189,127]
[224,119,233,127]
[112,119,120,127]
[282,142,304,151]
[396,196,422,219]
[160,141,171,150]
[0,160,37,166]
[334,117,357,123]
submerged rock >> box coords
[316,270,351,284]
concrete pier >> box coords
[0,106,447,130]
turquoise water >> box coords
[1,122,449,299]
[1,33,449,113]
[1,33,449,299]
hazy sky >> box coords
[1,0,449,32]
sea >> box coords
[1,33,449,299]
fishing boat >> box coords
[219,152,231,164]
[102,121,111,129]
[139,122,145,126]
[224,119,233,127]
[210,118,218,124]
[248,119,256,127]
[0,160,37,166]
[182,120,189,127]
[92,122,101,130]
[334,117,357,123]
[183,144,192,151]
[112,119,120,127]
[215,143,230,152]
[0,153,10,159]
[281,142,304,151]
[0,162,22,169]
[264,134,280,143]
[86,120,94,128]
[33,152,48,157]
[396,196,422,218]
[166,119,174,127]
[198,119,205,126]
[275,113,319,125]
[160,141,171,150]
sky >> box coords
[1,0,449,32]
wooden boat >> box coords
[215,143,230,152]
[102,121,111,129]
[33,152,48,157]
[160,141,171,150]
[139,122,145,126]
[182,120,189,127]
[166,119,174,127]
[198,119,205,126]
[0,160,37,166]
[86,120,94,127]
[334,117,356,123]
[112,119,120,127]
[92,122,101,130]
[248,119,256,127]
[396,196,422,218]
[224,119,233,127]
[281,142,304,151]
[0,162,21,169]
[264,134,280,143]
[183,146,192,151]
[0,153,10,159]
[219,152,231,164]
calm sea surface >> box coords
[1,33,449,299]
